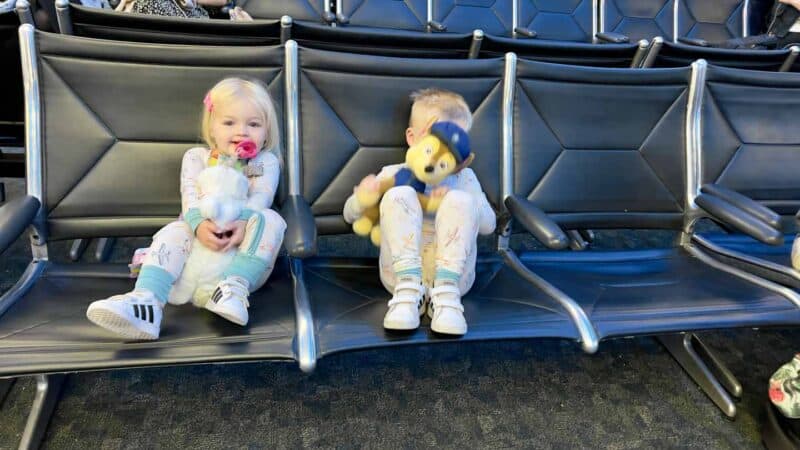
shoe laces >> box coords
[114,290,159,306]
[388,281,424,307]
[430,284,464,312]
[216,277,250,308]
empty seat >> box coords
[337,0,427,31]
[600,0,675,42]
[0,28,297,377]
[431,0,513,36]
[517,0,594,42]
[693,65,800,289]
[481,34,647,67]
[643,39,798,71]
[289,19,479,58]
[237,0,330,23]
[508,57,800,340]
[676,0,745,43]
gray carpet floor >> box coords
[0,176,798,449]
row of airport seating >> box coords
[1,28,799,450]
[0,0,792,155]
[14,0,759,43]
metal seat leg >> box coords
[659,333,739,418]
[18,374,65,450]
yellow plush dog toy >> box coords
[353,121,475,246]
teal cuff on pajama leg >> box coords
[223,254,269,287]
[135,265,175,304]
[434,268,461,284]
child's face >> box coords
[209,97,267,157]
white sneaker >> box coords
[383,281,426,330]
[205,276,250,326]
[86,290,163,340]
[429,284,467,336]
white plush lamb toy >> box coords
[167,163,250,307]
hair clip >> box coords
[203,93,213,113]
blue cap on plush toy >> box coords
[429,121,471,164]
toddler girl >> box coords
[86,77,286,340]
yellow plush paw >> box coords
[425,196,443,213]
[356,189,382,208]
[353,217,374,236]
[370,226,381,246]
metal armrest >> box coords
[695,193,783,246]
[596,32,629,44]
[280,195,317,258]
[700,184,781,229]
[335,13,349,25]
[677,36,709,47]
[428,20,446,32]
[0,195,40,254]
[504,195,569,250]
[514,27,537,38]
[321,10,336,25]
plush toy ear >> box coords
[455,152,475,172]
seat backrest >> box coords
[66,4,282,45]
[517,0,595,42]
[601,0,675,42]
[296,46,504,234]
[652,41,791,71]
[0,9,23,145]
[431,0,513,36]
[700,64,800,215]
[22,28,286,241]
[513,58,692,229]
[482,34,641,68]
[677,0,745,42]
[338,0,427,31]
[291,20,474,57]
[237,0,326,22]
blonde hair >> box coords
[201,77,281,162]
[409,88,473,131]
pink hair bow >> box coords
[203,93,213,113]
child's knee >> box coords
[155,220,193,240]
[440,190,473,212]
[259,208,287,239]
[381,186,420,213]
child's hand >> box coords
[221,221,247,252]
[426,186,449,212]
[196,220,230,251]
[355,174,382,207]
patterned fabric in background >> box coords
[130,0,208,18]
[769,354,800,418]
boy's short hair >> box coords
[409,88,473,131]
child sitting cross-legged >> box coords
[86,77,286,340]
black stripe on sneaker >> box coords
[133,304,140,319]
[212,289,222,304]
[142,304,149,323]
[147,305,155,323]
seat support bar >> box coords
[18,374,65,450]
[658,333,738,418]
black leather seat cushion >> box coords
[0,260,296,377]
[517,247,800,339]
[652,41,791,71]
[303,257,579,357]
